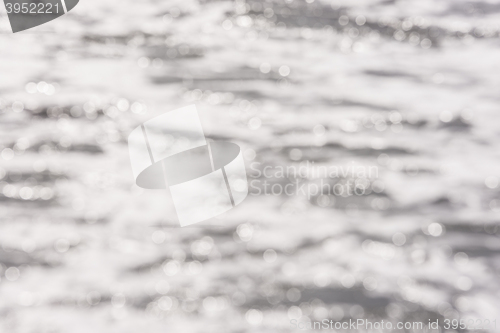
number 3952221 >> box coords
[5,2,61,14]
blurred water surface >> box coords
[0,0,500,332]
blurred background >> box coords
[1,0,500,332]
